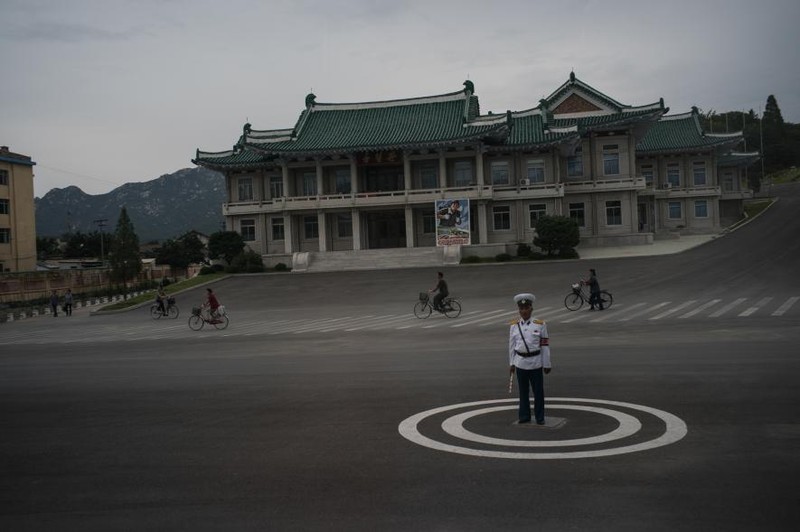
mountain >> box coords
[35,167,226,242]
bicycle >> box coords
[188,305,229,330]
[414,292,462,319]
[151,296,179,319]
[564,282,613,311]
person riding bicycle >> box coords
[204,288,221,320]
[582,268,604,311]
[428,271,449,312]
[155,286,168,315]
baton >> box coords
[507,373,514,394]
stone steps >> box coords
[302,247,446,272]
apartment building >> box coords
[194,73,756,265]
[0,146,37,272]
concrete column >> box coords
[475,145,484,187]
[350,156,359,194]
[318,211,327,252]
[281,162,290,197]
[403,151,412,191]
[438,150,448,189]
[316,159,324,196]
[478,202,488,245]
[283,214,294,254]
[351,209,362,250]
[404,205,414,248]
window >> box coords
[0,199,8,215]
[490,161,510,186]
[528,203,546,228]
[605,200,622,225]
[335,168,351,194]
[422,213,435,234]
[667,163,680,187]
[420,165,438,189]
[723,174,734,192]
[567,146,583,177]
[0,170,8,185]
[668,201,682,219]
[0,228,9,244]
[693,162,707,186]
[337,214,352,238]
[240,219,255,241]
[493,205,511,230]
[641,164,655,186]
[453,161,473,187]
[602,144,620,175]
[302,172,317,196]
[271,218,285,240]
[526,160,545,183]
[269,176,283,199]
[237,177,253,201]
[569,202,585,227]
[694,200,708,218]
[304,216,319,239]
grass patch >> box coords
[99,273,228,311]
[768,167,800,184]
[743,199,772,219]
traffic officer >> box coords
[508,293,552,425]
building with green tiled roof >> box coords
[193,73,758,268]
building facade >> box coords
[0,146,37,272]
[194,73,756,265]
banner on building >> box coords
[435,199,471,246]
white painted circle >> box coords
[441,404,641,447]
[398,397,688,459]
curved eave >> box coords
[485,132,582,152]
[637,136,743,155]
[573,109,666,133]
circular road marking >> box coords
[398,397,687,460]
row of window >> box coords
[640,161,708,187]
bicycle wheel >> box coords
[212,315,230,330]
[168,305,180,319]
[188,315,204,330]
[564,292,584,311]
[414,302,432,319]
[599,291,613,310]
[150,305,162,319]
[443,299,462,318]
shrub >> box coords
[495,253,512,262]
[274,262,289,272]
[534,215,580,256]
[199,266,215,275]
[516,243,532,257]
[460,255,483,264]
[227,250,265,273]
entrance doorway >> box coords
[366,211,406,249]
[637,202,651,232]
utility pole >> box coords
[93,218,108,266]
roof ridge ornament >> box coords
[463,80,474,95]
[569,71,576,83]
[305,93,316,108]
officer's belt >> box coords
[515,350,541,358]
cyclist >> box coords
[155,286,168,315]
[204,288,221,320]
[428,271,449,312]
[582,268,604,310]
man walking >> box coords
[508,293,552,425]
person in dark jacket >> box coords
[585,268,604,310]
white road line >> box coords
[678,299,722,319]
[270,316,353,334]
[344,314,397,331]
[649,300,697,320]
[739,297,773,317]
[589,303,633,322]
[452,309,510,328]
[619,302,670,321]
[772,296,800,316]
[293,316,360,333]
[709,298,747,318]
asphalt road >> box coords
[2,184,799,531]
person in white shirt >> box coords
[508,293,552,425]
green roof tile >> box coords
[637,110,744,153]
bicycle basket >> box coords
[167,296,176,304]
[571,283,580,290]
[191,306,201,316]
[419,292,429,303]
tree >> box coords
[36,236,60,260]
[533,215,580,256]
[155,233,206,270]
[109,206,142,283]
[208,231,245,264]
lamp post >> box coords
[93,218,108,266]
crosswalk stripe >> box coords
[344,314,397,331]
[649,300,697,320]
[739,297,773,317]
[452,309,513,328]
[709,298,747,317]
[678,299,721,319]
[773,296,800,316]
[619,302,670,321]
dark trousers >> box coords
[64,303,72,316]
[515,367,544,423]
[433,293,445,310]
[589,291,604,310]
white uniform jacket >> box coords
[508,317,551,370]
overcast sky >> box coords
[2,0,799,197]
